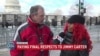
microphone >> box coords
[54,32,65,43]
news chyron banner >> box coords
[8,42,87,50]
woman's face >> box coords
[67,23,74,32]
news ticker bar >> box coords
[17,44,87,50]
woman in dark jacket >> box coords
[53,15,92,56]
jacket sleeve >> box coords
[48,31,54,44]
[84,30,92,52]
[10,28,23,56]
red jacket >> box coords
[10,17,53,56]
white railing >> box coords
[0,25,100,47]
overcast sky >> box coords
[0,0,100,16]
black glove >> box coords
[59,32,65,38]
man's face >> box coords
[32,8,45,24]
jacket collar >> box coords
[27,17,44,28]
